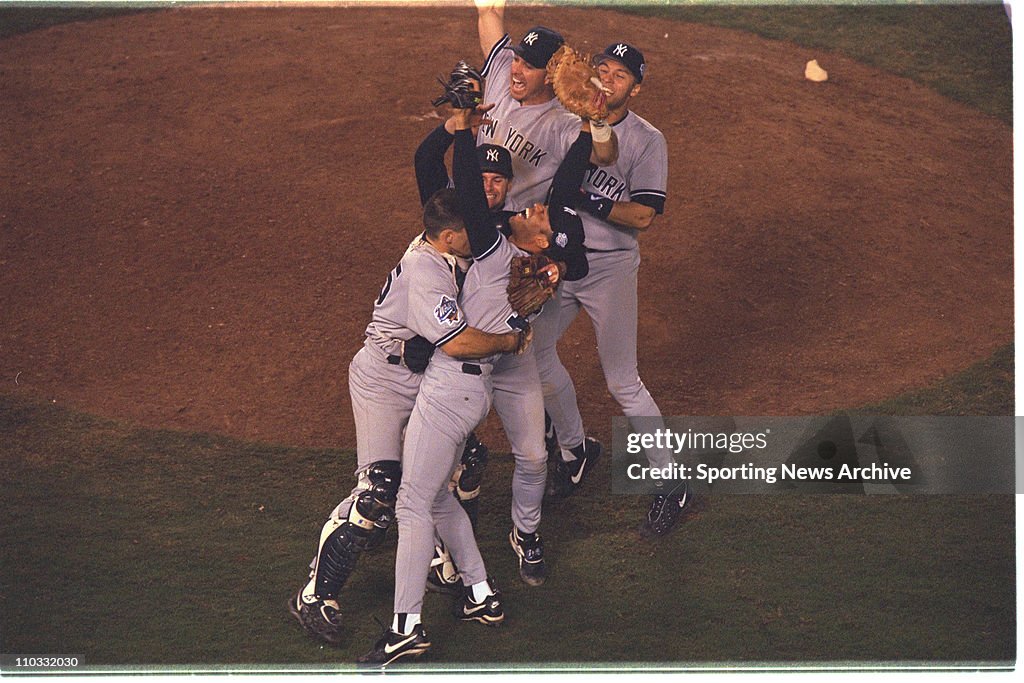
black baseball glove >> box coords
[432,60,484,109]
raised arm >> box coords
[452,110,502,258]
[413,124,454,207]
[476,0,507,58]
[586,119,618,167]
[548,127,594,211]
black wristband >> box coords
[579,192,613,220]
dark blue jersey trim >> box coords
[481,34,511,78]
[435,321,469,348]
[630,189,666,214]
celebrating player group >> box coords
[288,0,700,665]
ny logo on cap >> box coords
[613,43,629,57]
[486,149,500,162]
[555,232,568,248]
[524,32,539,45]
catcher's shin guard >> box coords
[453,432,489,530]
[311,460,401,600]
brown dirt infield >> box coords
[0,5,1012,451]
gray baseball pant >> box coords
[534,249,674,469]
[491,347,547,534]
[393,360,492,615]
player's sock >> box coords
[560,446,579,463]
[393,612,421,635]
[470,580,495,603]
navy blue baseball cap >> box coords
[477,144,513,178]
[595,42,646,83]
[545,204,588,281]
[508,26,564,69]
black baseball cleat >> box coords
[547,437,602,499]
[640,480,705,537]
[356,625,431,666]
[509,527,547,586]
[453,582,505,626]
[288,591,344,645]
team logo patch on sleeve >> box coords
[434,295,462,327]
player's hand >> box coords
[450,102,495,132]
[541,262,560,286]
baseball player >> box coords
[359,108,592,665]
[475,0,617,212]
[421,99,592,586]
[474,0,609,483]
[415,103,512,593]
[413,102,513,595]
[414,67,594,592]
[289,189,528,649]
[534,42,700,536]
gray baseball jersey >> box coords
[364,235,468,357]
[348,233,468,480]
[393,133,552,618]
[578,111,667,252]
[391,199,536,618]
[459,234,531,338]
[479,34,581,212]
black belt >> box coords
[388,355,479,375]
[585,247,632,254]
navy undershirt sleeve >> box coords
[547,130,593,211]
[414,124,454,207]
[453,129,501,258]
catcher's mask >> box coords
[545,204,588,281]
[595,42,646,83]
[507,26,564,69]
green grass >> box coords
[0,2,166,40]
[611,1,1013,125]
[0,394,1015,669]
[857,343,1014,416]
